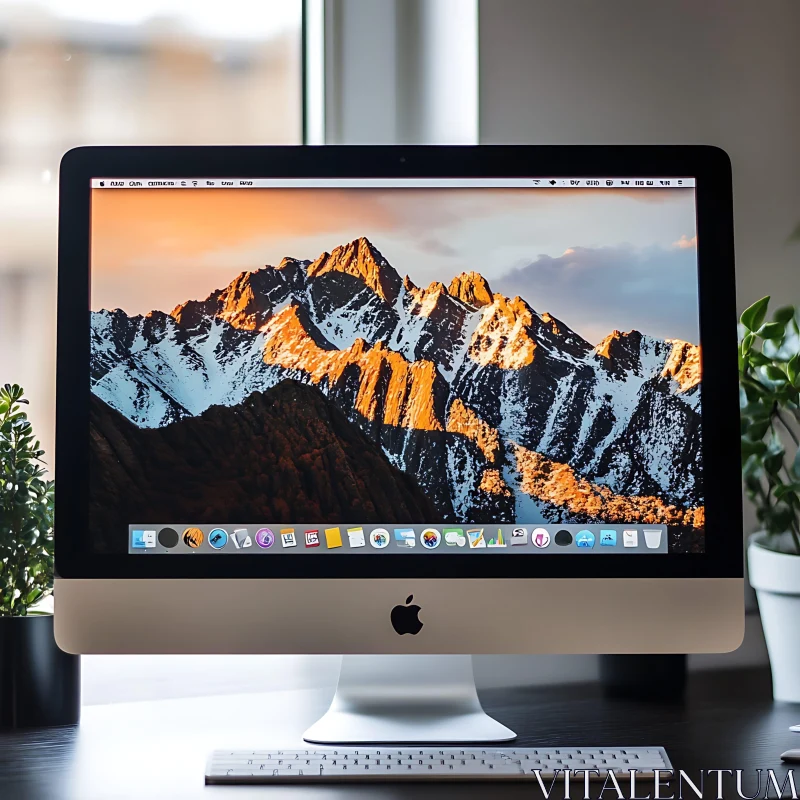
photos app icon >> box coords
[420,528,441,549]
[370,528,390,548]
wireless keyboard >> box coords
[206,746,673,784]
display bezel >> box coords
[56,144,741,580]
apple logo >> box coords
[391,595,423,635]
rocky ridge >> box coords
[89,380,437,548]
[90,236,704,528]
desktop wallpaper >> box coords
[89,187,704,553]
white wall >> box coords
[479,0,800,311]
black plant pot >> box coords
[600,654,687,702]
[0,614,80,728]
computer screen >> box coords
[88,177,702,557]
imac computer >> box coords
[55,145,743,744]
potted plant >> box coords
[0,383,80,727]
[740,298,800,703]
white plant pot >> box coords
[748,535,800,703]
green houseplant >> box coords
[0,383,79,728]
[740,298,800,702]
[0,383,55,615]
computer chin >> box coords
[54,577,743,655]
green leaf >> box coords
[741,401,771,421]
[25,588,43,606]
[741,439,768,458]
[742,454,764,481]
[743,380,767,401]
[768,504,795,535]
[746,350,773,368]
[748,418,771,441]
[788,353,800,386]
[773,483,800,500]
[741,297,770,332]
[792,447,800,480]
[765,365,788,383]
[773,306,796,324]
[759,322,786,340]
[764,441,786,476]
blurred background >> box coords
[0,0,302,461]
[1,0,798,697]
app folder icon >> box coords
[599,530,617,546]
[394,528,416,548]
[324,527,343,549]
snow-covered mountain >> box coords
[90,236,703,527]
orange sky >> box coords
[90,186,697,334]
[91,186,672,270]
[91,188,402,312]
[91,188,400,265]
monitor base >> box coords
[303,655,516,744]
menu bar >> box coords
[128,523,669,554]
[93,177,695,189]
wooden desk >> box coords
[1,668,797,799]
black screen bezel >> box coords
[56,144,741,580]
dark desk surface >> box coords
[1,668,798,799]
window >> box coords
[0,0,303,462]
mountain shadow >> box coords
[89,379,438,552]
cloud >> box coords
[418,237,459,257]
[673,234,697,249]
[493,243,700,344]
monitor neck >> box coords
[302,654,516,744]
